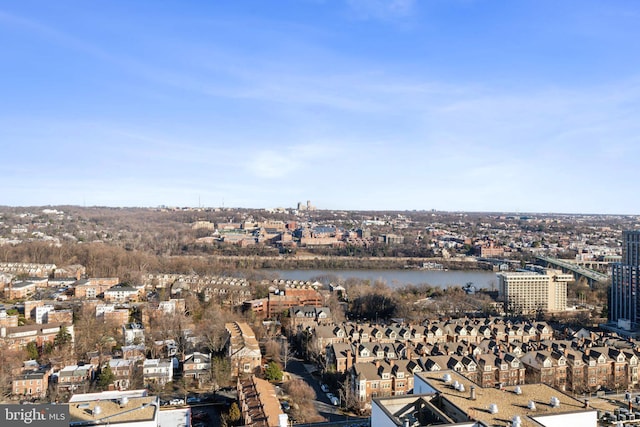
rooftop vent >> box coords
[489,403,498,414]
[528,401,536,410]
[514,386,522,395]
[453,381,460,390]
[550,397,560,408]
[120,396,129,407]
[92,405,102,417]
[458,383,465,393]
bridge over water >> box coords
[535,255,609,288]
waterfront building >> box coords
[498,269,572,314]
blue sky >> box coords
[2,1,640,213]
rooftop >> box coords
[239,376,284,427]
[68,395,157,426]
[415,370,595,427]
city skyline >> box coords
[2,1,640,214]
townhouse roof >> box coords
[239,376,284,427]
[226,322,260,352]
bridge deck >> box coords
[535,255,609,283]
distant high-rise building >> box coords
[609,231,640,330]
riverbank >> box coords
[209,254,494,271]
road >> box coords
[285,356,368,425]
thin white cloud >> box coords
[346,0,416,20]
[245,143,340,179]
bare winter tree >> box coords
[198,304,229,354]
[0,347,23,402]
[280,337,295,370]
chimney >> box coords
[375,360,380,368]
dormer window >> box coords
[397,372,405,378]
[382,373,390,379]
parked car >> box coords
[321,384,329,393]
[329,396,339,406]
[281,401,290,412]
[169,398,185,406]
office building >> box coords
[609,230,640,330]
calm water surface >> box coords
[270,269,498,290]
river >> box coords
[269,269,498,290]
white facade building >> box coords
[498,268,572,314]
